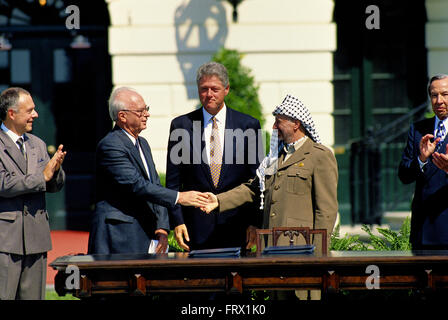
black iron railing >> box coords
[349,102,429,225]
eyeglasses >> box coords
[121,106,150,117]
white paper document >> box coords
[148,240,169,253]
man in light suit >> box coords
[399,74,448,249]
[166,62,263,251]
[0,87,66,300]
[88,87,208,254]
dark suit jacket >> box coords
[88,126,178,254]
[398,117,448,248]
[0,129,65,255]
[166,107,263,250]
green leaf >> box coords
[212,48,265,128]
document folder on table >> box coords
[188,247,241,258]
[262,244,315,255]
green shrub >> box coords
[158,173,166,187]
[45,290,78,300]
[361,216,412,251]
[330,216,411,251]
[212,48,265,128]
[330,224,368,251]
[212,48,272,153]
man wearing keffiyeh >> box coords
[202,94,339,300]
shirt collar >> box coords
[121,128,137,145]
[203,104,227,125]
[1,123,24,144]
[284,135,308,154]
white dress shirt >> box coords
[203,104,226,164]
[122,129,151,179]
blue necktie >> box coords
[436,121,446,151]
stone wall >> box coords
[106,0,336,172]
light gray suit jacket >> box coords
[0,129,65,255]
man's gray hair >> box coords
[108,86,138,121]
[0,87,30,121]
[427,74,448,96]
[196,61,229,88]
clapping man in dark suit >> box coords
[0,87,66,300]
[88,87,209,254]
[399,74,448,249]
[166,62,263,251]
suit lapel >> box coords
[139,137,157,183]
[114,127,150,180]
[0,130,27,174]
[23,134,36,174]
[190,108,206,168]
[423,117,436,135]
[424,117,444,179]
[217,108,235,189]
[192,108,216,188]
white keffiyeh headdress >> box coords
[256,94,320,209]
[272,94,321,144]
[256,129,281,209]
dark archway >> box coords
[332,0,428,224]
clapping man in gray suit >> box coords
[0,87,66,300]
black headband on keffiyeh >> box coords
[272,94,321,143]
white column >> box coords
[426,0,448,76]
[106,0,336,172]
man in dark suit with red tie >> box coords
[166,62,263,251]
[399,74,448,249]
[88,87,208,254]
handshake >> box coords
[177,191,219,213]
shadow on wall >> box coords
[175,0,228,99]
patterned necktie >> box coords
[16,137,26,160]
[209,117,222,188]
[436,121,446,151]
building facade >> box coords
[0,0,445,228]
[107,0,336,172]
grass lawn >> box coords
[45,289,79,300]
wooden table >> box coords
[50,250,448,299]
